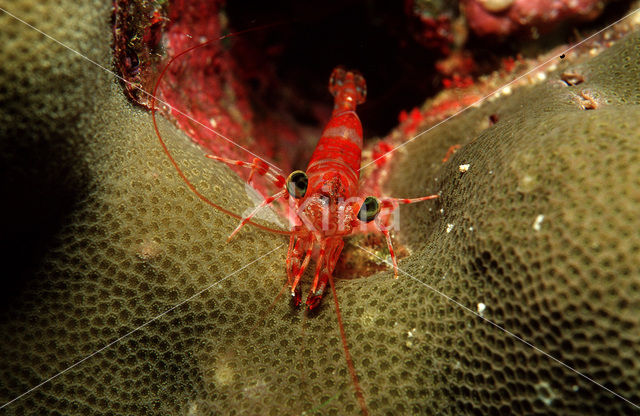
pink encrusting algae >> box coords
[462,0,611,37]
[114,0,301,184]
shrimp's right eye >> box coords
[357,196,380,223]
[286,170,308,199]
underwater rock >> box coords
[1,1,639,415]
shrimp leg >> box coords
[375,195,439,279]
[306,237,344,310]
[287,234,314,306]
[206,155,286,189]
[227,189,287,240]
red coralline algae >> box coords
[435,50,477,89]
[501,55,516,73]
[114,0,255,159]
[404,0,457,54]
[397,92,480,137]
[160,0,256,159]
[435,51,476,77]
[462,0,609,37]
[442,74,474,89]
[372,141,394,168]
[114,0,301,188]
[398,107,424,135]
[423,94,481,121]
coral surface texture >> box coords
[1,0,639,415]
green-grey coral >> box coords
[1,1,639,415]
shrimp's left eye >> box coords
[358,196,380,222]
[286,170,308,199]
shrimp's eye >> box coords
[286,170,308,199]
[358,196,380,222]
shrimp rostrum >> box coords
[212,66,439,310]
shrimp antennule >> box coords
[151,29,291,236]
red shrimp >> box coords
[219,67,439,308]
[152,41,439,415]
